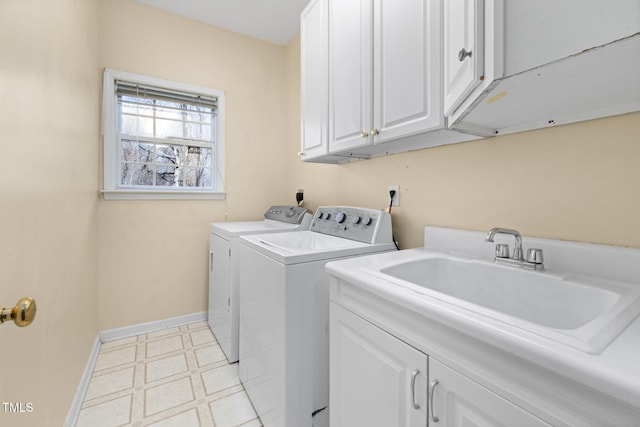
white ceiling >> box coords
[133,0,312,46]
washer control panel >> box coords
[264,205,311,224]
[311,206,392,244]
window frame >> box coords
[102,68,225,200]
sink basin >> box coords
[381,257,622,330]
[372,254,640,353]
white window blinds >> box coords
[115,80,218,189]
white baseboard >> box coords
[64,335,101,427]
[100,311,207,343]
[65,311,208,426]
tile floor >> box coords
[75,321,262,427]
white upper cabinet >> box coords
[301,0,640,163]
[371,0,442,144]
[443,0,485,116]
[328,0,444,155]
[444,0,503,135]
[446,0,640,136]
[327,0,373,154]
[302,0,479,163]
[300,0,330,162]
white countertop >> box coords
[325,226,640,413]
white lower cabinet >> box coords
[428,358,551,427]
[330,302,551,427]
[330,303,428,426]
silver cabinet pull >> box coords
[458,48,472,61]
[429,379,439,422]
[410,369,420,410]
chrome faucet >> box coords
[485,227,544,270]
[485,227,523,260]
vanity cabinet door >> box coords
[330,303,428,427]
[429,358,551,427]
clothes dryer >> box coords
[237,206,396,427]
[209,206,312,363]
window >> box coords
[102,69,225,199]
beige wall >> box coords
[0,0,100,426]
[98,0,291,329]
[285,35,640,250]
[1,3,638,425]
[100,6,640,333]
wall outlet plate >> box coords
[388,185,399,206]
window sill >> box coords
[100,190,226,201]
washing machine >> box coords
[237,206,397,427]
[208,205,312,363]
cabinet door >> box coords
[443,0,484,115]
[372,0,442,144]
[429,358,551,427]
[330,303,428,427]
[300,0,329,160]
[328,0,373,153]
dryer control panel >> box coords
[311,206,393,244]
[264,205,311,224]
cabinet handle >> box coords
[360,131,369,138]
[371,128,379,135]
[410,369,420,410]
[429,379,440,422]
[458,48,472,62]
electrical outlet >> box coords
[388,185,399,207]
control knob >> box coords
[336,212,347,224]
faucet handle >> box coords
[512,246,524,261]
[527,248,544,264]
[495,243,510,258]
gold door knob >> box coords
[360,131,369,138]
[371,128,379,135]
[1,297,37,327]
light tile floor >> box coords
[76,321,262,427]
